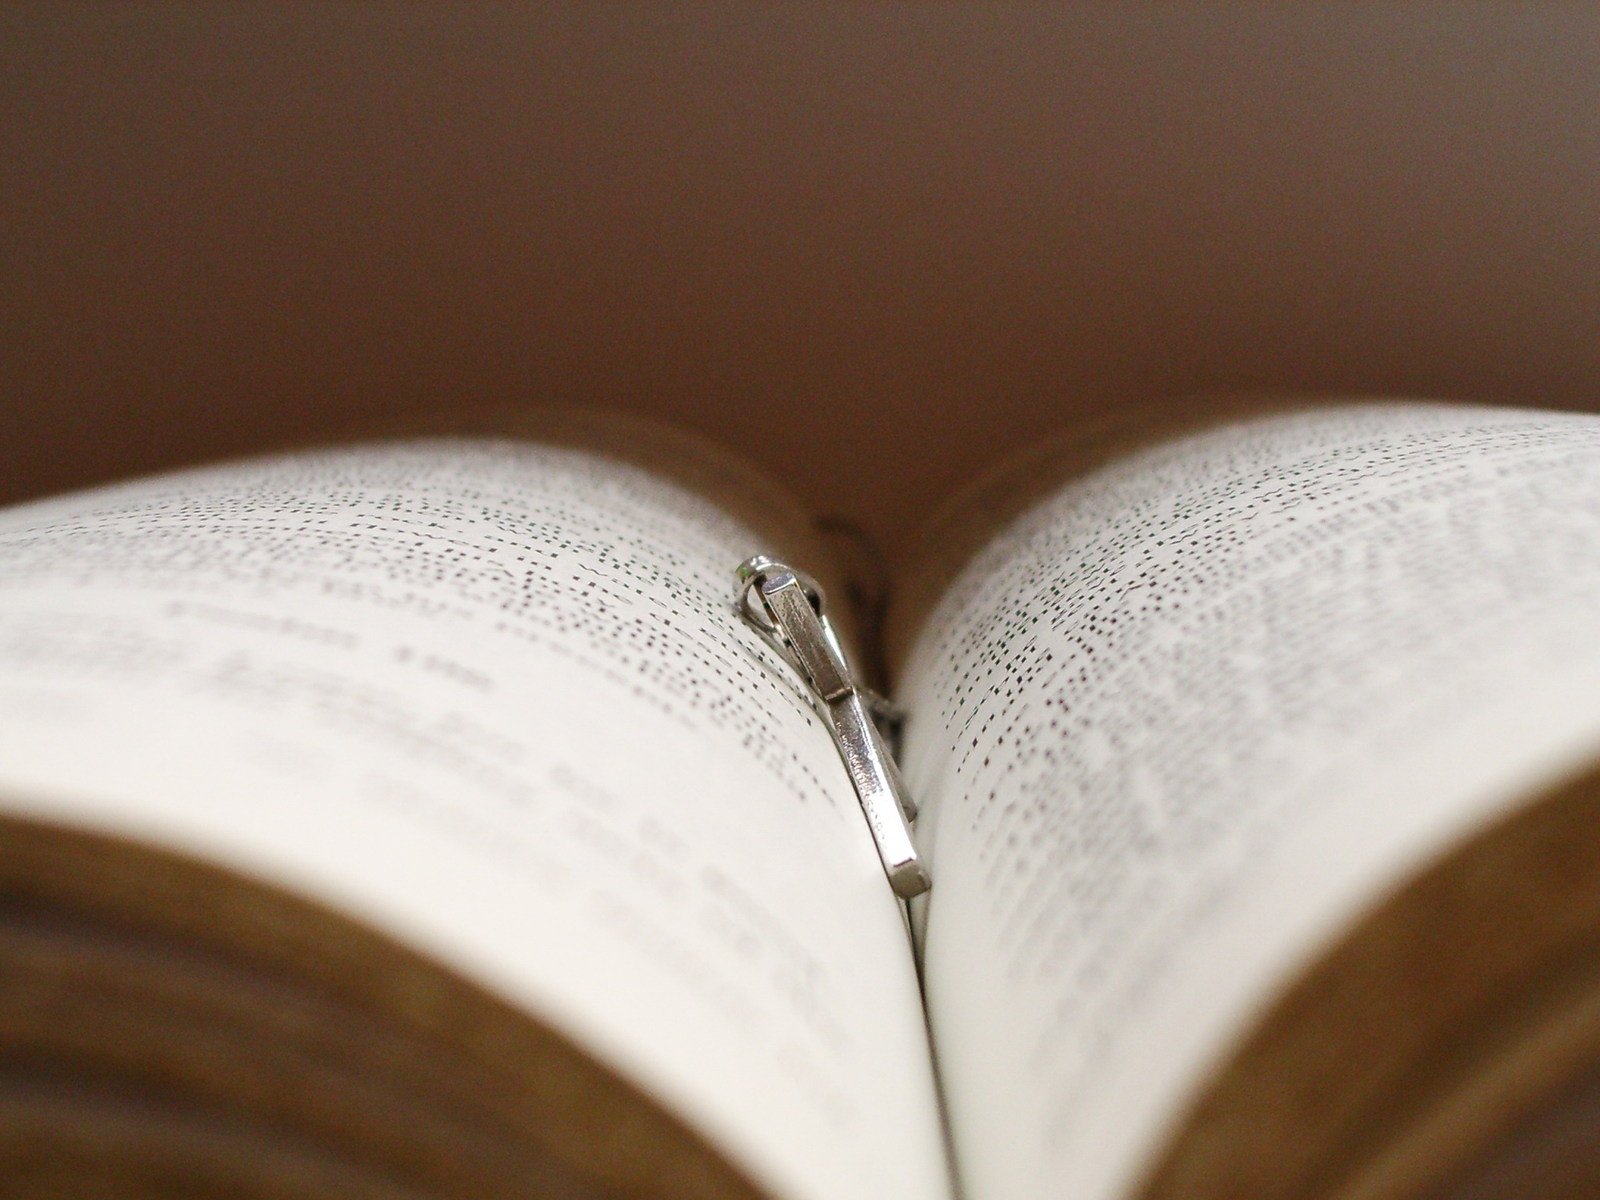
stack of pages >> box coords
[3,401,1600,1199]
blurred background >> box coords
[4,4,1599,556]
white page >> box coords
[0,439,950,1200]
[900,404,1600,1200]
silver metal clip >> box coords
[735,555,931,899]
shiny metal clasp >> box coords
[735,555,930,899]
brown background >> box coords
[5,5,1600,559]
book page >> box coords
[0,438,949,1200]
[899,404,1600,1200]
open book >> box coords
[5,400,1600,1200]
